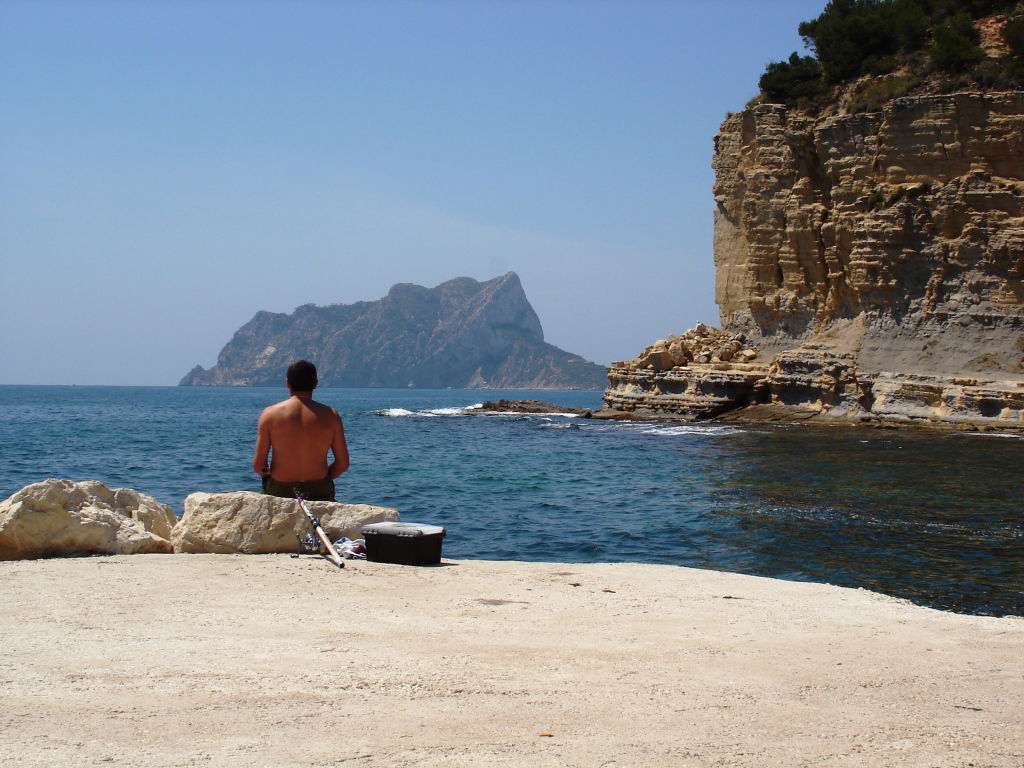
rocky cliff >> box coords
[713,92,1024,372]
[181,273,606,390]
[605,90,1024,426]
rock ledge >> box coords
[604,326,1024,428]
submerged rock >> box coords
[0,479,177,560]
[172,491,399,554]
[479,399,590,415]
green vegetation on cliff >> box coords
[758,0,1024,108]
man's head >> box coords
[286,360,318,393]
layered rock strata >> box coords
[604,325,769,419]
[606,91,1024,427]
[712,92,1024,375]
[605,332,1024,425]
[0,479,177,560]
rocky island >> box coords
[181,272,606,390]
[605,6,1024,427]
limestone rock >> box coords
[171,491,399,554]
[867,372,1024,423]
[620,326,748,374]
[604,327,1024,426]
[604,326,770,418]
[0,479,177,560]
[759,345,1024,423]
[712,93,1024,375]
[478,400,590,415]
[179,273,607,390]
[604,91,1024,428]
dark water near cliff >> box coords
[1,385,1021,616]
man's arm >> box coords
[252,409,272,476]
[327,410,350,480]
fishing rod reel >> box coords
[294,491,346,569]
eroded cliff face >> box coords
[714,92,1024,373]
[605,91,1024,426]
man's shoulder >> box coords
[259,399,293,417]
[310,399,341,418]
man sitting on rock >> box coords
[252,360,350,502]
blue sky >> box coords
[0,0,825,385]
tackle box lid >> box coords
[361,521,446,538]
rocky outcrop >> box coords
[712,93,1024,373]
[180,273,607,390]
[604,325,769,419]
[606,329,1024,425]
[171,491,399,554]
[478,400,591,415]
[0,479,177,560]
[606,91,1024,427]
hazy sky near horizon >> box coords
[1,0,825,386]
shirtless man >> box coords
[252,360,350,502]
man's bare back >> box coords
[252,361,349,501]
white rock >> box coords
[172,491,400,554]
[0,479,177,560]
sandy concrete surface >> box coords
[1,554,1021,768]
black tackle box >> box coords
[360,521,446,565]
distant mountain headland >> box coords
[604,3,1024,427]
[180,273,607,390]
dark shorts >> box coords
[261,475,336,502]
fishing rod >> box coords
[295,492,345,569]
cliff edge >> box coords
[713,92,1024,376]
[606,3,1024,427]
[606,79,1024,423]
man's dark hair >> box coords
[287,360,318,392]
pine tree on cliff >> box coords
[758,0,1023,108]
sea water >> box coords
[1,385,1021,617]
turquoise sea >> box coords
[1,385,1021,617]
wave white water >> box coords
[638,424,740,436]
[375,408,416,417]
[424,406,478,416]
[374,404,484,418]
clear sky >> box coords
[0,0,825,386]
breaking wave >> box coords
[372,404,483,418]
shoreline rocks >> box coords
[0,481,400,561]
[478,399,592,416]
[171,491,399,554]
[601,91,1024,429]
[602,326,1024,429]
[0,479,178,560]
